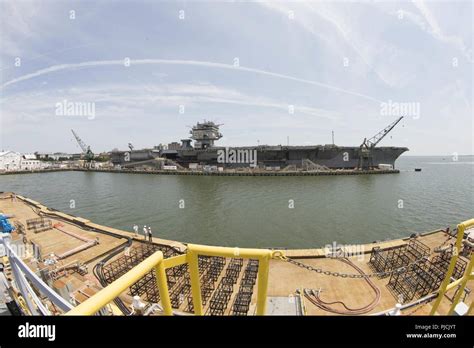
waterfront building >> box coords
[0,151,22,171]
[20,154,45,171]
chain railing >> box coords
[273,249,430,279]
[273,232,460,279]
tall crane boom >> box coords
[71,129,89,153]
[364,116,404,148]
[71,129,94,164]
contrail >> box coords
[1,58,382,103]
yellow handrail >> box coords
[66,244,282,316]
[66,251,173,315]
[430,218,474,315]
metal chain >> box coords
[270,234,455,279]
[279,255,429,279]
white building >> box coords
[20,154,44,170]
[0,152,50,172]
[0,151,22,171]
[37,152,73,160]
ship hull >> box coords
[111,146,408,169]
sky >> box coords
[0,0,472,155]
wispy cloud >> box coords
[260,2,409,88]
[1,83,341,125]
[409,0,471,62]
[0,1,51,67]
[1,58,382,103]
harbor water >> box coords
[1,156,472,248]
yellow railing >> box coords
[66,250,173,315]
[66,244,283,316]
[430,218,474,315]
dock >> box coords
[0,192,471,316]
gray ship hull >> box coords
[111,145,408,169]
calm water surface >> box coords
[1,156,472,248]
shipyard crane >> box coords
[71,129,95,168]
[361,116,404,149]
[358,116,404,169]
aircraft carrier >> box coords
[110,117,408,170]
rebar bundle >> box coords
[26,217,52,233]
[387,249,467,303]
[230,259,259,315]
[369,239,430,278]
